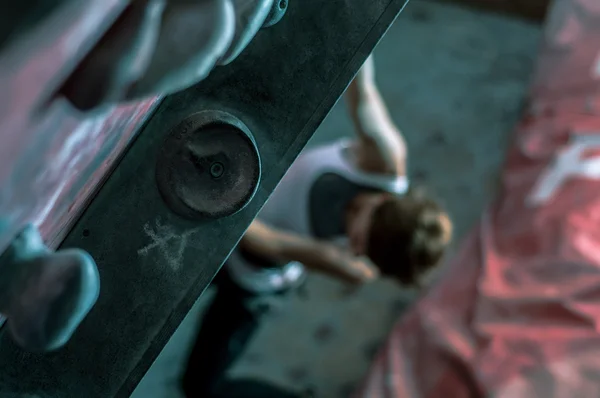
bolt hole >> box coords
[82,229,90,237]
[279,0,286,9]
[210,162,225,179]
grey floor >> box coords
[132,2,542,397]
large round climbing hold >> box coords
[156,110,261,220]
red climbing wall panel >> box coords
[0,2,160,253]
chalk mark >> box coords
[137,217,200,270]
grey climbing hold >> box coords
[0,224,100,351]
[262,0,288,28]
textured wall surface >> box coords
[133,2,542,397]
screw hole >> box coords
[82,229,90,237]
[279,0,286,9]
[210,162,225,179]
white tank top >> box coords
[227,139,409,293]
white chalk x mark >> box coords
[137,217,200,271]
